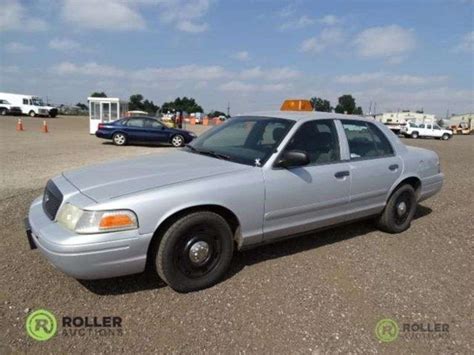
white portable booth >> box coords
[88,97,128,134]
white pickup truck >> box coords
[401,122,453,140]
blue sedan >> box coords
[95,116,197,147]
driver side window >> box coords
[285,120,340,165]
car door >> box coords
[144,119,170,143]
[263,119,351,240]
[432,124,443,138]
[124,118,146,141]
[340,120,403,220]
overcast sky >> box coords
[0,0,473,116]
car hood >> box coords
[62,150,249,202]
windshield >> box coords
[32,98,45,106]
[188,116,294,166]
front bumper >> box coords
[27,197,154,280]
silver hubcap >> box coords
[172,136,183,146]
[396,201,407,217]
[188,241,210,265]
[115,135,125,144]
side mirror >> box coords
[275,150,310,168]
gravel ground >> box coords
[0,116,472,353]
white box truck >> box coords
[0,92,58,117]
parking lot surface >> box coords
[1,116,472,353]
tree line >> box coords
[84,92,364,116]
[310,95,363,115]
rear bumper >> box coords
[27,197,153,280]
[95,130,112,139]
[419,173,444,202]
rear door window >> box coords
[126,118,145,128]
[341,120,393,160]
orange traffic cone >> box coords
[41,120,49,133]
[16,118,24,131]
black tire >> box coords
[112,132,127,146]
[0,108,7,116]
[411,131,419,139]
[155,211,234,292]
[441,133,450,140]
[376,185,417,234]
[29,110,36,117]
[171,134,185,147]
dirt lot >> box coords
[1,116,473,353]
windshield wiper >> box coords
[185,145,231,161]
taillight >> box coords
[98,123,105,129]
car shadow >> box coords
[79,205,432,295]
[101,141,175,148]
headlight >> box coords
[57,203,138,234]
[189,132,197,137]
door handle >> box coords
[334,171,350,179]
[389,164,399,171]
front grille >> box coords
[43,180,63,220]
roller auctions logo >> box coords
[26,309,58,341]
[375,317,451,343]
[26,308,123,341]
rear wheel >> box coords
[171,134,185,147]
[411,131,419,139]
[29,110,36,117]
[376,185,417,234]
[155,211,234,292]
[112,132,127,146]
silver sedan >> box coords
[27,112,443,292]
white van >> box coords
[0,92,58,117]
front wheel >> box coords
[29,111,36,117]
[441,133,450,140]
[112,132,127,146]
[155,211,234,292]
[376,185,417,234]
[171,134,185,147]
[411,131,419,139]
[0,108,7,116]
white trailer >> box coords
[0,92,58,117]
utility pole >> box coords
[227,102,230,117]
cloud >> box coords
[279,15,315,31]
[176,20,208,33]
[4,42,35,53]
[49,38,81,51]
[354,25,416,59]
[334,72,449,86]
[453,31,474,53]
[276,3,296,18]
[300,28,344,54]
[155,0,212,33]
[61,0,146,31]
[232,51,250,61]
[219,81,290,92]
[319,15,341,26]
[0,0,47,32]
[239,66,301,81]
[53,62,127,77]
[132,65,231,81]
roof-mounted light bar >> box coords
[280,99,313,112]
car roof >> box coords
[234,111,372,122]
[123,116,157,120]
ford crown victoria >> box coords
[26,107,443,292]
